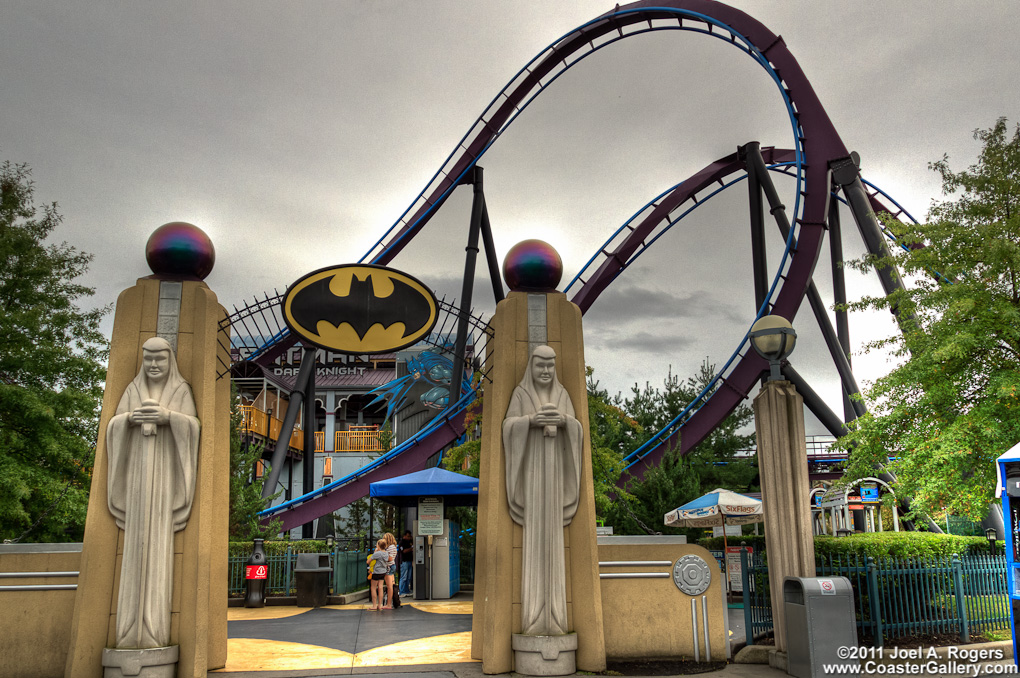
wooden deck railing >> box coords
[239,405,304,451]
[240,407,384,454]
[335,427,385,453]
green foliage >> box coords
[0,161,108,542]
[585,368,638,516]
[335,497,373,540]
[836,118,1020,521]
[610,445,701,536]
[334,496,400,542]
[700,531,991,560]
[602,360,757,536]
[376,421,394,451]
[443,439,480,478]
[228,539,367,558]
[228,385,282,540]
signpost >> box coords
[418,497,444,535]
[726,546,751,592]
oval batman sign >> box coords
[282,264,438,354]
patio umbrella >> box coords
[663,488,764,554]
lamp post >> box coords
[748,315,797,381]
[986,527,998,556]
[747,315,815,665]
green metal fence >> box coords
[460,541,475,585]
[740,549,1008,647]
[228,548,371,597]
[740,548,774,643]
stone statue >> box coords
[106,337,200,649]
[503,345,582,636]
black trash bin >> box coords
[295,553,332,607]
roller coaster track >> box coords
[565,152,919,476]
[256,0,904,528]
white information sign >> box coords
[418,497,444,535]
[725,546,751,592]
[712,525,743,537]
[819,578,836,595]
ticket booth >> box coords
[996,442,1020,666]
[368,467,479,600]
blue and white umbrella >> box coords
[664,488,763,552]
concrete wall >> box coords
[0,543,82,678]
[598,538,727,662]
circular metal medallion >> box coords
[673,555,711,595]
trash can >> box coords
[784,576,858,678]
[295,553,332,607]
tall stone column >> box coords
[472,241,605,675]
[65,223,230,678]
[753,379,815,658]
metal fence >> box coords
[228,548,371,597]
[459,541,475,585]
[740,549,1008,647]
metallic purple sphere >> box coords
[145,222,215,280]
[503,239,563,292]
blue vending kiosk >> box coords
[996,443,1020,666]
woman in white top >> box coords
[383,532,398,608]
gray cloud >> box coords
[2,0,1015,403]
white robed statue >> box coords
[106,337,200,649]
[503,345,582,636]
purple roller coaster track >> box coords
[248,0,912,532]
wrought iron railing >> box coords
[740,549,1009,647]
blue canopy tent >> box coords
[369,467,479,507]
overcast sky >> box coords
[4,1,1017,432]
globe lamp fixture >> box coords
[748,315,797,381]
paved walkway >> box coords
[218,596,474,674]
[215,592,1015,678]
[217,592,759,676]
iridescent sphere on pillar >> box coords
[145,222,215,280]
[503,239,563,292]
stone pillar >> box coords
[64,274,229,677]
[753,379,815,659]
[472,291,606,674]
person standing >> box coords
[369,539,389,611]
[398,530,414,596]
[383,532,398,608]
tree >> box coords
[0,161,108,542]
[608,445,701,536]
[228,386,282,540]
[605,360,756,535]
[585,368,639,515]
[837,118,1020,521]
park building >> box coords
[230,337,475,538]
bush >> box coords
[699,531,996,561]
[814,531,994,559]
[228,539,367,559]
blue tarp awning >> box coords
[369,467,479,507]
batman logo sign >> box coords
[283,264,438,354]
